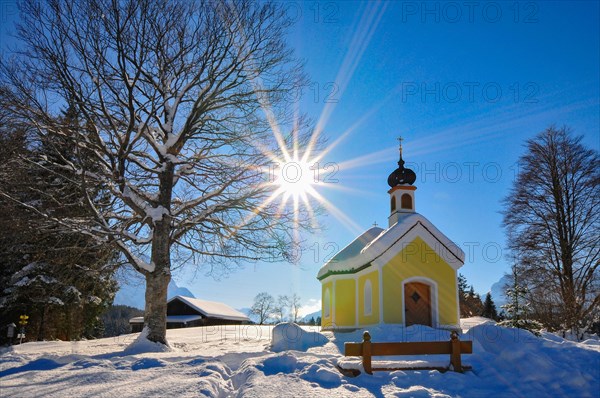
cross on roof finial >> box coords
[372,221,378,227]
[397,136,404,156]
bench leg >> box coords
[450,331,463,372]
[363,331,373,375]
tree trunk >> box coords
[37,306,46,341]
[144,269,170,344]
[65,306,71,341]
[144,212,172,344]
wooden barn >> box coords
[129,295,250,332]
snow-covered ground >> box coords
[1,318,598,397]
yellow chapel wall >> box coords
[334,278,356,327]
[358,270,379,325]
[382,236,458,326]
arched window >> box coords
[324,288,331,318]
[401,193,412,209]
[391,196,396,212]
[364,280,372,316]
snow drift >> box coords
[270,322,328,352]
[123,327,173,355]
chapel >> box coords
[317,140,465,330]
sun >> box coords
[273,158,317,200]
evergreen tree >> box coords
[0,106,118,342]
[481,292,499,321]
[499,265,542,335]
[458,274,469,294]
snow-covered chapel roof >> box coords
[317,213,465,280]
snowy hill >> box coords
[113,270,194,310]
[1,319,598,397]
[489,273,512,308]
[236,307,259,323]
[237,307,252,316]
[235,308,320,325]
[167,282,195,300]
[301,310,321,323]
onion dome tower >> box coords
[387,137,417,227]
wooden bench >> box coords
[342,330,472,375]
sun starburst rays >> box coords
[240,125,370,251]
[227,1,392,253]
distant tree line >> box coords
[101,305,144,337]
[250,292,318,325]
[458,274,484,318]
[458,273,500,322]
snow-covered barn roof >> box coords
[317,213,465,280]
[169,296,250,322]
[129,315,204,324]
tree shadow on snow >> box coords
[0,357,67,378]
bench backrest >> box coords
[345,340,473,356]
[344,331,472,374]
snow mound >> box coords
[131,358,167,371]
[271,323,328,352]
[328,324,457,351]
[299,362,342,388]
[581,339,600,346]
[466,323,539,355]
[123,327,174,354]
[460,316,497,330]
[464,323,600,396]
[261,352,300,375]
[237,352,344,395]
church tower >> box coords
[387,137,417,227]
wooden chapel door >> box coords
[404,282,432,326]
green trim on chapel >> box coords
[316,262,373,281]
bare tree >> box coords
[275,295,289,322]
[289,293,302,323]
[0,0,310,344]
[250,292,274,325]
[502,126,599,337]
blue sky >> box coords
[1,1,598,314]
[211,0,599,314]
[200,0,599,314]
